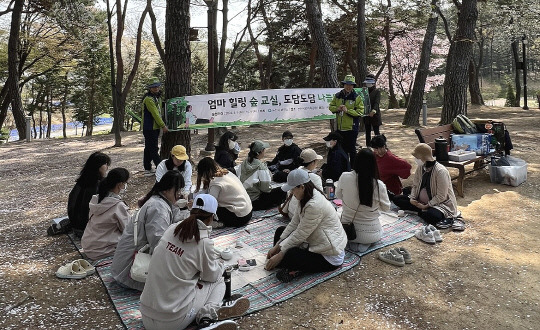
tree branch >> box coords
[147,0,164,63]
[452,0,461,9]
[436,5,452,44]
[329,0,351,15]
[122,6,149,98]
[0,0,15,16]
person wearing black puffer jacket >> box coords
[321,132,351,182]
[214,131,240,174]
[267,131,302,183]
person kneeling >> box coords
[265,169,347,282]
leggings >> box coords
[252,188,287,211]
[392,195,445,226]
[272,226,339,273]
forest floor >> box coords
[0,104,539,329]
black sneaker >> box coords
[435,217,454,229]
[276,269,303,283]
[47,218,71,236]
[198,318,237,329]
[217,297,250,320]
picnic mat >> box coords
[68,208,423,329]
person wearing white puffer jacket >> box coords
[265,169,347,283]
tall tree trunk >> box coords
[403,0,439,126]
[468,59,484,105]
[384,0,399,109]
[247,0,265,89]
[0,84,9,128]
[87,77,96,136]
[46,85,52,138]
[511,40,521,107]
[308,43,317,87]
[106,0,120,146]
[215,0,229,93]
[356,0,367,83]
[440,0,478,124]
[161,0,191,158]
[260,1,273,89]
[304,0,339,88]
[7,0,26,140]
[61,76,68,138]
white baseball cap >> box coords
[281,169,311,192]
[192,194,218,215]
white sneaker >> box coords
[144,170,155,177]
[200,319,238,329]
[427,224,443,242]
[211,220,224,229]
[218,297,250,320]
[415,226,436,244]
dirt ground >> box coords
[0,105,539,329]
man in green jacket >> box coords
[142,77,168,177]
[329,74,364,163]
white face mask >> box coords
[119,183,127,194]
[284,139,293,146]
[325,141,332,148]
[233,142,241,154]
[228,139,235,150]
[415,158,424,167]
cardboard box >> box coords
[448,150,477,162]
[451,133,491,155]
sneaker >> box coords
[415,226,436,244]
[144,170,155,177]
[47,218,71,236]
[198,319,237,329]
[211,221,225,229]
[435,217,454,229]
[217,297,250,320]
[426,224,443,242]
[393,247,413,264]
[452,217,466,231]
[378,249,405,267]
[347,242,371,253]
[276,269,303,283]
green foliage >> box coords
[0,127,9,144]
[505,83,516,107]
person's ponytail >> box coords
[98,168,129,203]
[173,208,213,243]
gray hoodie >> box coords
[81,193,130,260]
[236,158,272,201]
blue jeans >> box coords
[143,129,161,170]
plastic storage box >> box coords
[489,156,527,187]
[448,150,477,162]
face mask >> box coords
[228,139,235,150]
[233,142,241,154]
[325,141,332,148]
[284,139,293,146]
[415,158,424,167]
[119,183,127,194]
[365,83,374,88]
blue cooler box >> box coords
[451,134,491,155]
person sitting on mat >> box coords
[267,130,302,183]
[393,143,459,228]
[279,148,324,218]
[370,135,412,200]
[155,145,192,198]
[139,194,250,330]
[111,170,185,291]
[214,131,240,174]
[236,140,287,211]
[265,169,347,282]
[336,148,391,252]
[321,132,351,182]
[82,168,130,260]
[195,157,252,228]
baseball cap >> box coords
[300,148,323,163]
[323,132,342,142]
[171,145,189,160]
[250,140,270,153]
[281,169,311,192]
[192,194,218,215]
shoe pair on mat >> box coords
[415,225,443,244]
[55,259,95,279]
[378,247,412,267]
[198,296,251,329]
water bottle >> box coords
[223,267,232,300]
[325,179,335,200]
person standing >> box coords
[142,77,168,177]
[329,74,364,163]
[362,74,382,147]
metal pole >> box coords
[25,116,31,142]
[205,1,216,151]
[422,97,427,126]
[522,35,529,110]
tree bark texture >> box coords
[403,0,438,126]
[384,0,399,109]
[305,0,339,88]
[511,40,521,107]
[440,0,478,124]
[247,0,265,89]
[356,0,367,83]
[468,59,484,105]
[161,0,191,159]
[0,84,9,128]
[7,0,26,140]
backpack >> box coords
[452,114,477,134]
